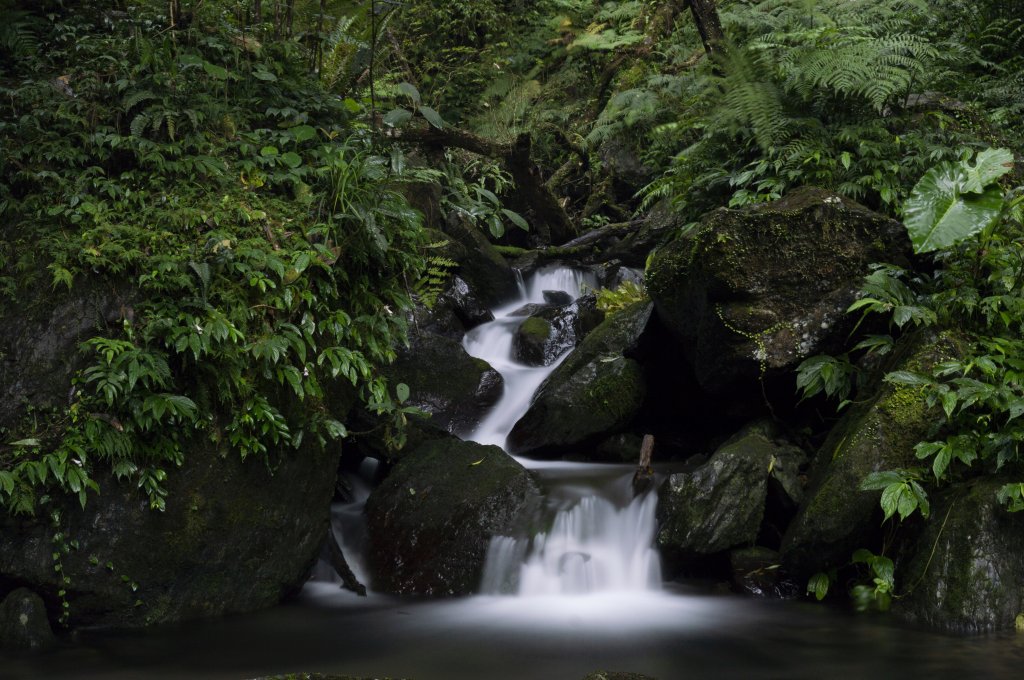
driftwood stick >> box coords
[321,525,367,596]
[632,434,656,496]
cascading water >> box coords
[462,265,662,597]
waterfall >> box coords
[462,265,662,596]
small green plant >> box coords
[850,549,896,612]
[595,280,647,316]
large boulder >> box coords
[0,436,337,628]
[385,331,503,434]
[0,280,339,629]
[896,477,1024,633]
[781,332,963,575]
[646,187,910,394]
[507,302,651,458]
[656,422,776,567]
[365,438,541,595]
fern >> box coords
[0,10,39,60]
[412,244,457,309]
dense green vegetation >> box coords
[1,0,1022,615]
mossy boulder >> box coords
[512,316,555,366]
[0,588,55,651]
[385,331,503,434]
[511,294,604,367]
[365,437,540,595]
[896,477,1024,633]
[0,280,339,630]
[781,332,963,576]
[656,421,777,568]
[507,302,651,458]
[443,210,519,306]
[0,435,337,629]
[646,187,910,394]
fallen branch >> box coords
[321,525,367,596]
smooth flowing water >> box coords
[8,266,1024,679]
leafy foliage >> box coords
[0,1,429,514]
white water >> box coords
[462,265,663,597]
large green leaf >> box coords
[904,162,1004,253]
[962,147,1014,194]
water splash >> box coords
[462,266,662,597]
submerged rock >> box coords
[0,588,55,651]
[646,187,910,394]
[507,302,651,458]
[365,438,540,595]
[897,477,1024,633]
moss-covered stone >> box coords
[0,432,337,629]
[507,302,652,458]
[646,187,910,394]
[512,316,554,366]
[656,421,776,568]
[442,210,519,306]
[781,331,963,576]
[365,437,540,595]
[896,477,1024,633]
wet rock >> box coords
[365,437,541,595]
[507,302,651,458]
[512,316,554,366]
[781,332,963,576]
[543,290,574,306]
[656,422,775,565]
[0,434,337,628]
[897,477,1024,633]
[438,275,494,330]
[510,295,603,368]
[443,210,518,306]
[385,331,503,434]
[646,187,911,394]
[0,588,55,651]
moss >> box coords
[519,316,552,341]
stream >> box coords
[7,267,1024,679]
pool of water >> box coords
[6,584,1022,679]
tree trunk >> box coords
[687,0,725,58]
[393,126,575,246]
[632,434,656,496]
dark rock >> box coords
[0,279,339,629]
[592,432,644,464]
[439,275,494,330]
[0,277,133,428]
[385,331,503,434]
[646,187,911,394]
[897,477,1024,633]
[0,588,55,651]
[656,422,776,565]
[509,302,549,317]
[781,332,963,576]
[729,547,797,598]
[542,290,574,306]
[443,210,518,306]
[581,673,658,680]
[365,437,541,595]
[0,435,336,628]
[512,316,554,366]
[511,295,603,368]
[507,302,652,458]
